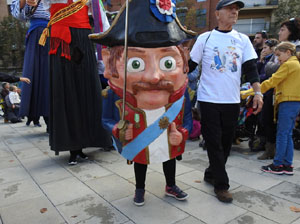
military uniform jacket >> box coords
[102,82,192,164]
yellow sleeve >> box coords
[261,63,289,93]
[240,88,254,100]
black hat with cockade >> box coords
[89,0,197,48]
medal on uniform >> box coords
[134,113,140,129]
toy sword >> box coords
[117,0,130,144]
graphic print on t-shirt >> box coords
[210,45,240,73]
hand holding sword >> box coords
[117,0,130,144]
[27,0,42,15]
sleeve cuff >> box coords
[177,127,189,142]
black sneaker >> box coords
[283,165,294,175]
[134,189,145,206]
[68,161,77,165]
[165,185,188,200]
[68,153,77,165]
[78,151,88,160]
[261,164,283,175]
[199,139,206,150]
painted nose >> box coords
[142,65,164,84]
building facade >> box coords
[103,0,278,36]
[235,0,278,36]
[1,0,279,36]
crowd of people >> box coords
[0,0,300,206]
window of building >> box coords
[197,0,206,2]
[242,0,278,7]
[196,9,206,28]
[233,18,269,35]
[243,0,266,7]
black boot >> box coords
[258,142,275,160]
[251,136,266,152]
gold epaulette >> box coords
[102,86,110,98]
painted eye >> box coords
[160,56,176,71]
[127,57,145,72]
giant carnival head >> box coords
[90,0,196,110]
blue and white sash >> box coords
[113,95,184,161]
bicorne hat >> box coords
[89,0,197,48]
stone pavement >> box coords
[1,120,300,224]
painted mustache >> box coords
[132,81,174,95]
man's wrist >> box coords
[254,91,263,98]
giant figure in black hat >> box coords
[90,0,196,206]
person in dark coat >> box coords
[0,72,30,84]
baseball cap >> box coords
[216,0,244,10]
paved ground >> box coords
[1,119,300,224]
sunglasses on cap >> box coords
[265,39,278,47]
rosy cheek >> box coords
[173,72,187,87]
[168,71,181,80]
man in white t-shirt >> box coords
[189,0,263,203]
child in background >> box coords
[189,108,201,141]
[8,85,21,108]
[7,85,22,123]
[260,42,300,175]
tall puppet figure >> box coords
[11,0,50,129]
[90,0,195,206]
[40,0,112,164]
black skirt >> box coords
[49,27,111,152]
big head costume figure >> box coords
[90,0,196,164]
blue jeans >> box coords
[274,101,300,166]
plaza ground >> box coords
[0,119,300,224]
